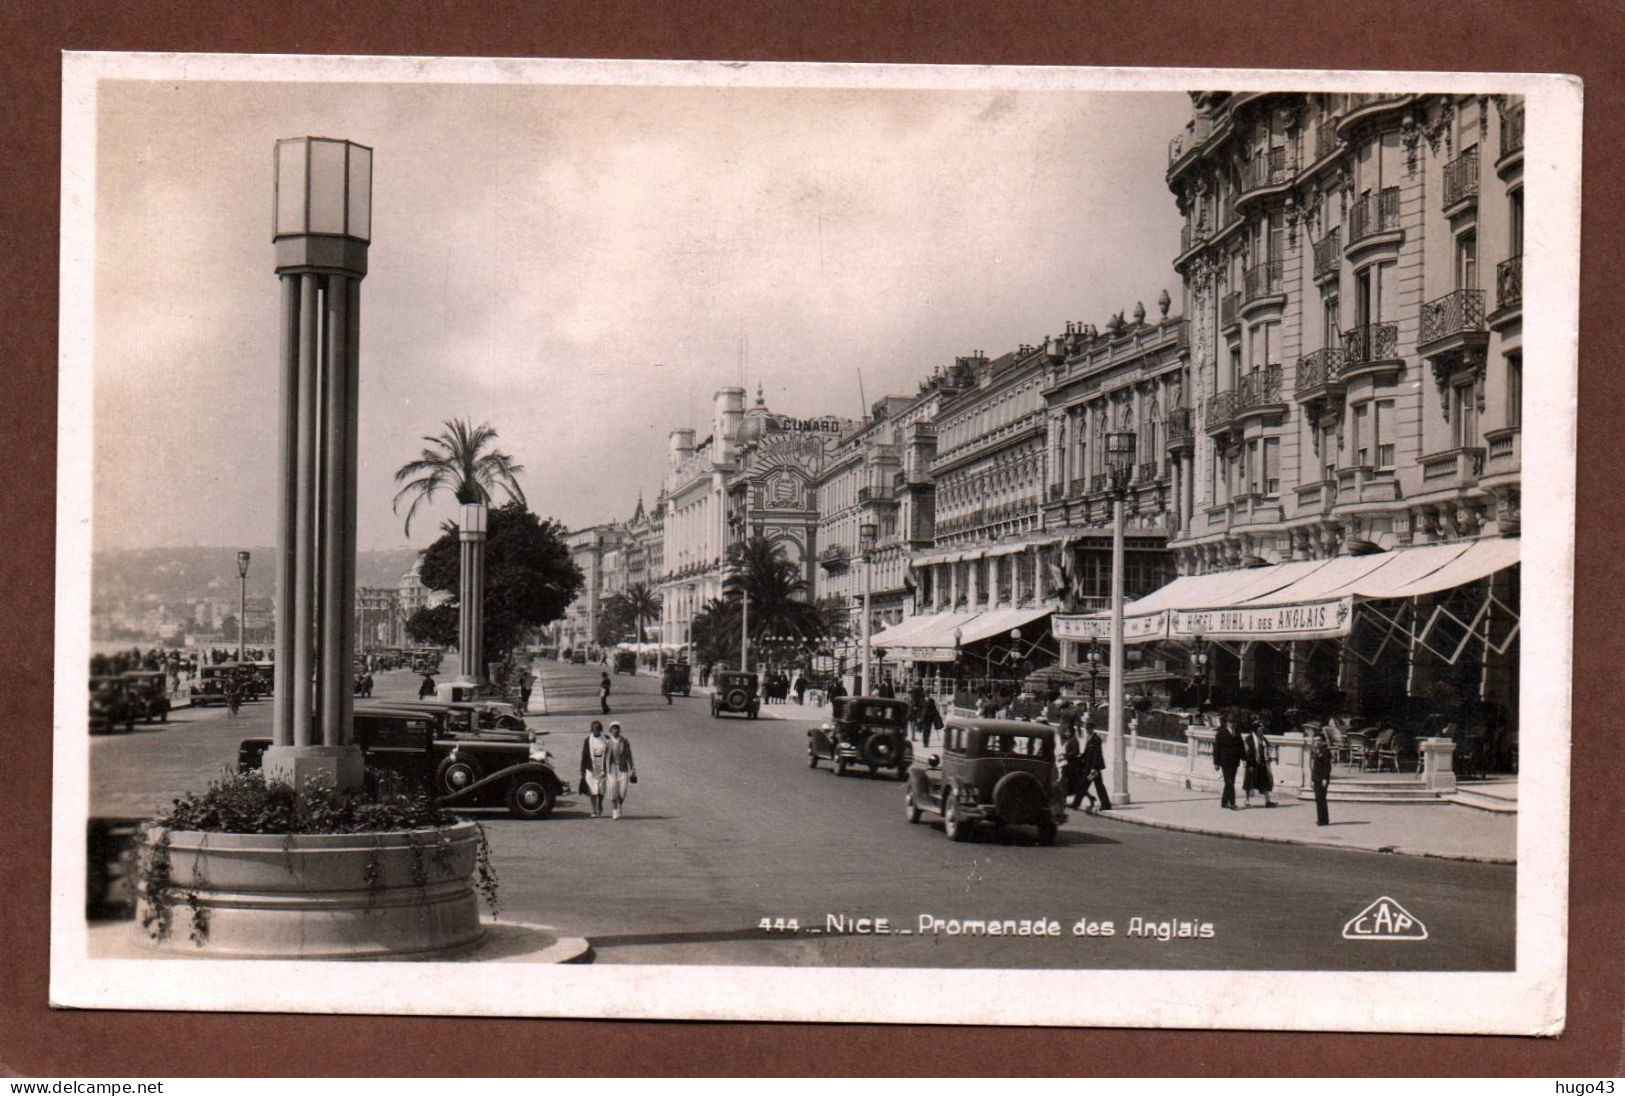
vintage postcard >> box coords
[51,53,1578,1033]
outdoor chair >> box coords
[1369,727,1400,772]
[1344,730,1371,770]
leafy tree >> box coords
[416,502,583,665]
[391,418,527,538]
[595,593,639,648]
[404,603,458,649]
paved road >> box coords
[88,660,1515,970]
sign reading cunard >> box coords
[1169,597,1354,641]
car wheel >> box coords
[725,688,749,709]
[1037,820,1058,846]
[944,797,969,842]
[507,777,555,820]
[435,754,483,798]
[808,750,818,768]
[834,756,847,777]
[905,788,921,824]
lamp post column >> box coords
[237,551,250,665]
[261,136,372,792]
[459,501,489,684]
[1106,430,1136,807]
[860,521,877,696]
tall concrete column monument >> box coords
[262,136,372,792]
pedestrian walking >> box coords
[1080,720,1112,812]
[793,674,808,705]
[1242,717,1276,807]
[580,720,609,818]
[519,670,534,714]
[418,672,436,700]
[603,721,637,820]
[1061,727,1088,810]
[918,694,943,748]
[1310,729,1334,826]
[1212,710,1245,810]
[599,671,612,714]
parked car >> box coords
[613,649,638,675]
[570,650,588,665]
[661,661,692,697]
[370,698,528,735]
[89,676,136,735]
[121,670,171,724]
[710,670,761,719]
[904,718,1065,845]
[808,696,913,779]
[239,705,567,820]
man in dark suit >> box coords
[1212,711,1245,810]
[1079,721,1113,812]
[1310,729,1334,826]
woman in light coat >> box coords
[603,721,638,820]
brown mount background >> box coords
[1,0,1620,1078]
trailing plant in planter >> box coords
[136,770,500,951]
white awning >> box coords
[1056,537,1520,644]
[954,606,1053,646]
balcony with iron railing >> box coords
[1347,187,1401,246]
[858,484,895,506]
[1136,459,1162,483]
[1337,93,1412,134]
[1068,477,1088,499]
[1239,147,1295,197]
[1499,102,1525,168]
[1295,346,1347,399]
[1313,228,1341,281]
[1242,259,1284,305]
[1220,291,1240,329]
[1234,365,1285,420]
[1442,147,1480,212]
[1496,255,1522,313]
[1342,322,1400,367]
[1418,289,1487,353]
[1165,407,1194,448]
[817,544,851,572]
[1091,472,1112,494]
[1314,118,1341,162]
[1204,389,1238,434]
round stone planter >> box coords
[137,820,485,959]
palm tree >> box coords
[622,582,662,643]
[391,418,527,538]
[723,536,824,648]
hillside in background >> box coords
[93,546,422,609]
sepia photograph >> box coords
[50,54,1578,1033]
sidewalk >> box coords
[1095,773,1516,864]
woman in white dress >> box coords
[580,720,609,818]
[603,721,637,820]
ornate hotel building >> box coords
[657,386,852,650]
[1120,90,1525,726]
[812,367,970,637]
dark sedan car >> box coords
[89,676,136,735]
[904,718,1066,845]
[808,696,913,779]
[121,670,171,724]
[710,670,760,719]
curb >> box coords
[1093,808,1516,865]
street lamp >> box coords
[458,499,490,685]
[236,550,251,664]
[859,520,878,695]
[1085,637,1102,706]
[1105,429,1138,807]
[1189,631,1210,709]
[1009,627,1023,684]
[263,136,372,791]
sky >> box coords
[91,76,1191,554]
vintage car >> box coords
[613,650,638,675]
[904,717,1066,845]
[661,661,692,697]
[238,705,566,820]
[710,670,761,719]
[374,697,528,735]
[192,662,262,706]
[808,695,913,779]
[121,670,171,723]
[89,676,136,735]
[246,661,276,696]
[569,650,588,665]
